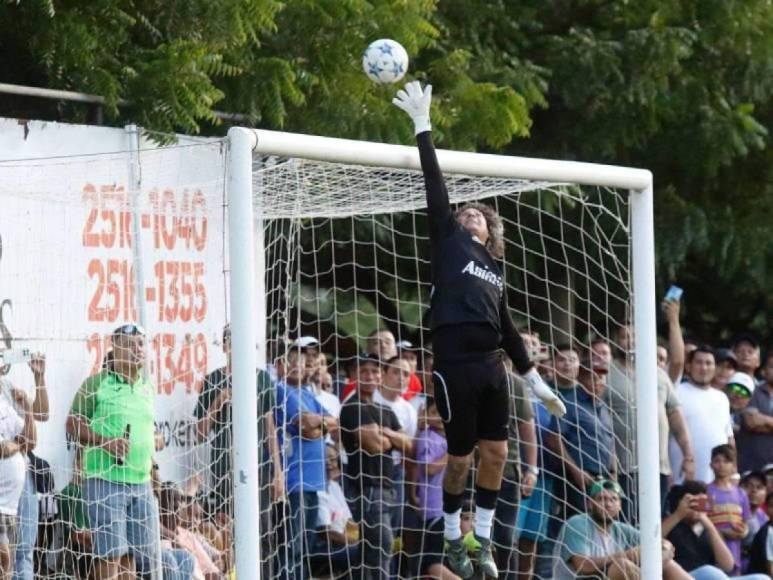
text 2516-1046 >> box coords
[81,185,208,252]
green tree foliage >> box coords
[0,0,770,342]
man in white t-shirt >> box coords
[374,356,418,440]
[373,355,418,534]
[0,379,36,577]
[670,347,734,483]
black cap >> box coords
[714,348,738,369]
[355,352,383,367]
[740,470,765,484]
[732,333,759,350]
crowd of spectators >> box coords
[0,294,772,579]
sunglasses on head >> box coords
[113,324,146,337]
[726,384,750,398]
[589,479,625,499]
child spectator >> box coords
[313,443,359,573]
[413,398,459,579]
[707,444,751,574]
[741,471,769,571]
[57,448,92,578]
[156,483,198,580]
[166,484,229,580]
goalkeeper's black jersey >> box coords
[417,131,532,374]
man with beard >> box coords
[670,347,734,484]
[553,479,690,579]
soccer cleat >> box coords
[445,537,474,579]
[473,534,498,578]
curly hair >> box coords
[455,202,505,259]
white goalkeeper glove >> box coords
[524,368,567,418]
[392,80,432,135]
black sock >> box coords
[475,485,499,510]
[443,489,464,514]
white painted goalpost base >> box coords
[226,126,660,580]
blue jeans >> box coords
[161,548,195,580]
[12,470,36,580]
[689,565,770,580]
[285,491,319,580]
[493,478,519,580]
[83,478,158,563]
[351,486,396,580]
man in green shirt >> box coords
[66,324,157,580]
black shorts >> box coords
[433,350,510,456]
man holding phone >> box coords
[663,481,769,579]
[662,285,686,385]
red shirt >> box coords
[341,372,423,401]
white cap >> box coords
[293,336,319,349]
[726,372,755,396]
[396,340,414,350]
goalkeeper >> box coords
[394,81,566,579]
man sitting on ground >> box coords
[553,479,690,580]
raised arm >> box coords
[393,82,455,237]
[663,300,685,383]
[29,353,49,421]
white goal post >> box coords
[226,126,660,580]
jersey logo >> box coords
[460,260,503,290]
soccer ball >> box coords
[362,39,409,84]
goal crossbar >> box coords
[245,128,652,191]
[226,127,660,580]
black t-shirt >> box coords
[667,521,717,572]
[194,367,275,484]
[417,131,531,374]
[748,521,772,574]
[340,394,401,490]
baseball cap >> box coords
[762,464,773,474]
[714,348,738,369]
[293,336,319,349]
[726,372,756,397]
[740,471,765,485]
[396,340,415,351]
[732,333,760,350]
[588,479,625,499]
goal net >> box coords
[0,119,657,580]
[239,129,658,579]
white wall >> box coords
[0,118,229,489]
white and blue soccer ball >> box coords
[362,39,409,84]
